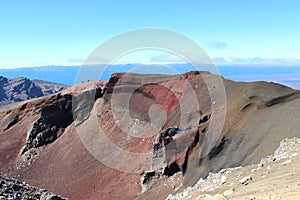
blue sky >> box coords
[0,0,300,68]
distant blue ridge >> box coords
[0,64,299,89]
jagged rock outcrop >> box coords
[0,76,67,107]
[21,94,74,160]
[16,83,105,162]
[0,176,67,200]
[0,72,299,200]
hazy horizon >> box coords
[0,63,299,90]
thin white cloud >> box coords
[68,58,85,64]
[67,54,300,67]
[205,40,229,50]
[213,57,300,66]
[149,53,186,63]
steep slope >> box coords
[168,137,300,200]
[0,71,299,200]
[0,76,67,107]
[181,79,300,187]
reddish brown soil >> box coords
[0,72,299,200]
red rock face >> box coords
[0,72,300,200]
[135,83,180,115]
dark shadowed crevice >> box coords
[241,102,253,111]
[3,114,19,131]
[208,137,227,160]
[141,171,156,185]
[163,162,181,176]
[264,92,297,107]
[182,149,189,175]
[158,127,180,144]
[140,170,159,192]
[182,129,200,174]
[199,113,211,125]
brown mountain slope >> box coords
[0,71,299,200]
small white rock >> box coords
[283,160,292,165]
[257,163,263,168]
[247,194,256,200]
[291,153,298,157]
[223,188,234,196]
[166,194,172,200]
[239,176,252,185]
[220,176,227,184]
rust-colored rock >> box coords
[0,72,299,200]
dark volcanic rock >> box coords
[2,114,19,131]
[0,76,9,101]
[21,94,74,159]
[20,84,105,161]
[0,176,67,199]
[0,76,67,107]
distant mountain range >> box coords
[0,64,299,89]
[0,76,67,107]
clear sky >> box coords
[1,0,300,68]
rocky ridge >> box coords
[0,76,67,107]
